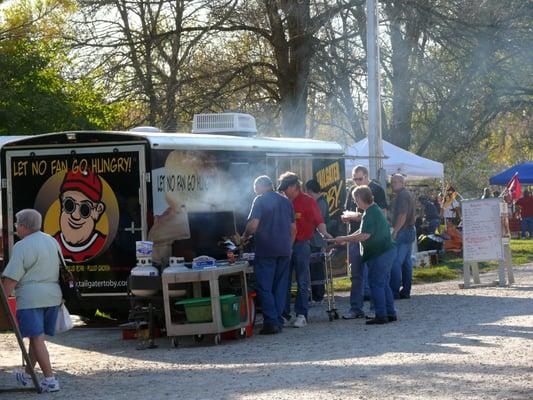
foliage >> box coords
[412,239,533,284]
[412,266,458,284]
[334,239,533,289]
[69,0,235,131]
[0,0,125,134]
[1,0,531,192]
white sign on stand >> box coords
[461,198,514,288]
[463,199,503,262]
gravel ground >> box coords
[1,264,532,400]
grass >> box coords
[333,239,533,290]
[333,277,352,292]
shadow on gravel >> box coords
[3,357,531,400]
[2,286,532,400]
[40,287,532,362]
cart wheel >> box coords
[171,337,179,348]
[333,311,340,320]
[194,334,204,343]
[328,313,334,322]
[214,334,221,345]
[238,328,247,339]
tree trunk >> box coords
[263,0,313,137]
[386,3,414,149]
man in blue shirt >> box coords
[242,176,296,334]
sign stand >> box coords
[0,289,41,393]
[460,198,514,289]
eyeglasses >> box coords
[62,197,95,219]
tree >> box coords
[0,0,124,134]
[70,0,240,131]
[208,0,363,137]
[404,0,532,158]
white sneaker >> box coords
[15,371,31,387]
[40,376,60,392]
[293,314,307,328]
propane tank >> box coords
[163,257,189,273]
[162,257,188,296]
[130,256,159,297]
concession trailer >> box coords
[0,114,346,316]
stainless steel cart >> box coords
[324,249,339,321]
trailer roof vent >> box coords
[192,113,257,136]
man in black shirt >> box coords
[419,195,440,234]
[341,165,387,319]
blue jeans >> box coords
[367,248,396,318]
[285,240,311,318]
[254,256,290,327]
[348,242,369,314]
[390,226,416,298]
[521,217,533,239]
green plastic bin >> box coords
[220,295,241,328]
[175,297,212,323]
[175,294,241,327]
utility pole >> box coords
[366,0,384,183]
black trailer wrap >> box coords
[3,141,147,301]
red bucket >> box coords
[244,291,256,337]
[7,297,17,325]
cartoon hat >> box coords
[61,170,102,202]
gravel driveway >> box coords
[2,264,532,399]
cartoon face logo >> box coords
[54,170,107,262]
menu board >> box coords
[462,198,503,262]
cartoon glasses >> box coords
[61,197,96,219]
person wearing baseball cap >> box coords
[278,172,332,328]
[53,169,107,262]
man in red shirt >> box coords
[516,190,533,239]
[278,172,332,328]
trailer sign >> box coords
[5,145,145,295]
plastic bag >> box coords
[55,303,74,334]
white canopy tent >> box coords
[345,138,444,180]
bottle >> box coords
[227,251,236,264]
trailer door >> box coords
[5,144,147,296]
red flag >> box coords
[506,173,522,201]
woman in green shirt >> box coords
[330,186,397,324]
